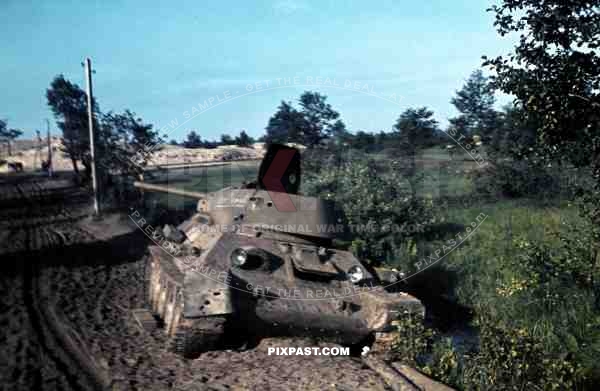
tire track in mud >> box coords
[13,178,109,391]
[22,225,85,390]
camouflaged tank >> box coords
[134,144,424,358]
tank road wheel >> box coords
[171,316,226,358]
[146,250,227,357]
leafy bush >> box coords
[459,317,582,391]
[302,148,434,267]
[472,161,560,198]
[390,313,433,366]
[421,338,462,386]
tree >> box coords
[352,131,377,152]
[220,134,234,145]
[298,91,341,146]
[46,75,99,175]
[489,104,539,160]
[169,139,179,146]
[328,120,350,145]
[264,92,345,147]
[184,130,203,148]
[234,130,253,147]
[265,101,304,145]
[0,120,22,157]
[392,107,439,195]
[484,1,600,167]
[99,110,161,179]
[449,70,498,141]
[394,107,439,152]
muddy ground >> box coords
[0,174,393,391]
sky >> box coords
[0,0,515,141]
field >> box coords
[143,161,260,211]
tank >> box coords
[134,144,424,358]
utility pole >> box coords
[84,57,99,216]
[46,119,53,177]
[33,130,43,170]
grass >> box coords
[436,198,582,305]
[143,161,259,210]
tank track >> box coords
[146,249,225,357]
[171,316,226,358]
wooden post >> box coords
[46,119,53,177]
[85,57,99,216]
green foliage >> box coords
[265,91,343,147]
[460,317,582,391]
[99,110,160,177]
[486,104,539,161]
[484,0,600,171]
[421,338,462,386]
[302,151,433,266]
[393,107,440,156]
[0,119,22,156]
[220,134,234,145]
[471,160,560,198]
[46,74,98,174]
[46,75,161,203]
[234,130,253,147]
[390,313,433,366]
[265,101,304,145]
[450,70,499,140]
[184,130,203,148]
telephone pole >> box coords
[46,119,53,177]
[85,57,99,216]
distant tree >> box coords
[220,134,234,145]
[392,107,439,193]
[0,120,22,156]
[0,120,5,156]
[46,75,99,175]
[234,130,253,147]
[394,107,439,152]
[264,91,345,147]
[449,70,498,141]
[169,139,179,146]
[298,91,341,146]
[352,131,377,152]
[202,140,219,149]
[265,101,304,145]
[184,130,203,148]
[328,120,350,144]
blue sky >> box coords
[0,0,514,141]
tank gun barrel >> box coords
[133,181,207,199]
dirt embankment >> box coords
[1,139,268,173]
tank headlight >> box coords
[231,248,248,267]
[231,247,265,269]
[347,265,364,283]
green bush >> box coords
[390,313,433,366]
[472,161,560,198]
[302,150,434,267]
[420,338,462,386]
[459,316,582,391]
